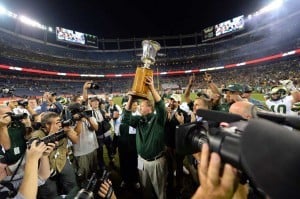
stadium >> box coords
[0,0,300,199]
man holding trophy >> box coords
[123,40,168,198]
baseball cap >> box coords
[170,94,181,102]
[243,84,253,93]
[222,84,243,93]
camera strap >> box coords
[9,153,25,182]
[0,154,24,197]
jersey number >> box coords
[270,104,287,114]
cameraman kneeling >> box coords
[31,112,79,199]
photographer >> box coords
[31,112,78,199]
[165,94,190,198]
[40,92,63,114]
[98,180,117,199]
[0,105,32,167]
[68,102,99,183]
[0,140,55,199]
[82,81,114,170]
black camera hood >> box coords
[196,109,246,123]
[242,118,300,199]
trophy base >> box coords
[128,91,149,100]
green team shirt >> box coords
[122,100,166,159]
[214,102,231,112]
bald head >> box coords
[229,101,254,120]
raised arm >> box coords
[204,72,221,95]
[19,140,47,199]
[184,74,196,104]
[145,76,161,102]
[82,81,93,102]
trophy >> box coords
[129,40,161,99]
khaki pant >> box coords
[138,155,167,199]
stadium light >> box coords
[19,15,46,30]
[0,5,6,15]
[254,0,283,16]
[48,26,53,32]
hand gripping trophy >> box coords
[129,40,161,99]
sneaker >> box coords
[183,166,190,175]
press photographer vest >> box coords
[31,129,68,173]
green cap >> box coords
[222,84,243,93]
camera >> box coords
[176,120,241,169]
[61,119,75,127]
[17,100,28,107]
[75,170,111,199]
[176,109,300,199]
[68,103,93,120]
[26,129,66,149]
[89,83,99,89]
[6,112,28,121]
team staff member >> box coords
[123,76,167,199]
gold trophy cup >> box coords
[129,40,161,99]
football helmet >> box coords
[269,86,288,101]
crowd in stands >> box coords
[0,57,298,97]
[0,6,300,75]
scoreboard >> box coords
[56,27,98,48]
[202,15,245,42]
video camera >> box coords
[68,103,93,120]
[176,109,300,199]
[5,112,28,121]
[26,129,66,149]
[75,170,112,199]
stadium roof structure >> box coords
[4,0,265,38]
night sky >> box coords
[3,0,270,38]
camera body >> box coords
[6,112,28,121]
[68,104,93,120]
[75,170,111,199]
[26,129,66,148]
[61,119,75,127]
[17,100,28,107]
[89,83,99,89]
[176,120,242,169]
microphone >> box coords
[241,118,300,199]
[196,109,246,123]
[256,111,300,130]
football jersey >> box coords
[266,95,296,115]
